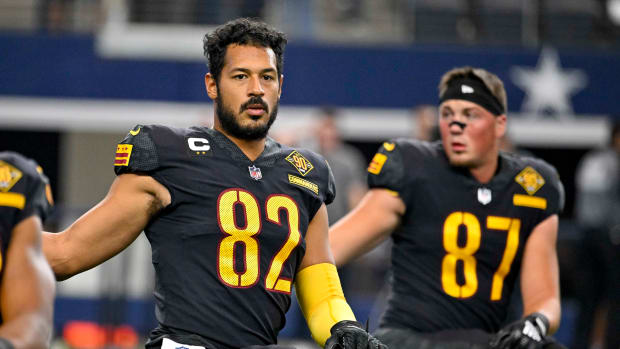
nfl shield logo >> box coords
[477,187,492,205]
[248,165,262,180]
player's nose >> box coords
[247,76,265,96]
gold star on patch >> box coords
[515,166,545,195]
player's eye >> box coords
[233,74,247,80]
[440,110,452,119]
[463,110,478,119]
[262,74,275,81]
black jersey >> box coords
[114,125,335,348]
[367,140,564,334]
[0,152,53,297]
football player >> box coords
[42,18,386,349]
[0,152,55,349]
[330,67,566,349]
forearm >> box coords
[520,215,561,334]
[295,263,356,346]
[523,295,561,334]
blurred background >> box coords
[1,0,619,348]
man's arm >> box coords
[295,204,386,349]
[43,173,170,280]
[490,214,561,349]
[0,215,54,349]
[329,188,405,266]
[520,214,561,333]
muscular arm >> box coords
[329,189,405,266]
[298,203,333,269]
[520,214,561,334]
[0,215,55,349]
[43,173,170,280]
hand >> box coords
[324,320,388,349]
[490,313,549,349]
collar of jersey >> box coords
[207,128,281,166]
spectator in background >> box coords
[315,108,367,223]
[412,104,439,142]
[573,120,620,349]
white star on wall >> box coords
[510,47,588,118]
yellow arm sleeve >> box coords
[295,262,356,346]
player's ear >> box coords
[278,74,284,98]
[205,73,218,100]
[495,114,507,138]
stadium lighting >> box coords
[608,0,620,25]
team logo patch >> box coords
[114,144,133,166]
[383,142,395,151]
[477,187,492,205]
[129,126,141,136]
[515,166,545,195]
[285,151,314,176]
[288,174,319,194]
[461,84,474,94]
[368,153,387,175]
[0,161,23,192]
[248,165,262,180]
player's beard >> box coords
[216,95,279,141]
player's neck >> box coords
[214,126,266,161]
[469,153,499,184]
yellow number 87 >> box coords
[441,212,521,301]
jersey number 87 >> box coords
[442,212,520,301]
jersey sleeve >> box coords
[323,159,336,205]
[291,149,336,220]
[114,125,160,175]
[520,158,565,221]
[540,161,565,217]
[367,140,407,194]
[18,168,53,224]
[1,153,54,225]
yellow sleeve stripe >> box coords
[384,189,399,197]
[295,263,356,346]
[0,192,25,209]
[513,194,547,210]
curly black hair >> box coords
[203,18,287,84]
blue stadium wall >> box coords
[1,33,619,115]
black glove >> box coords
[324,320,388,349]
[490,313,550,349]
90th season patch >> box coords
[285,151,314,176]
